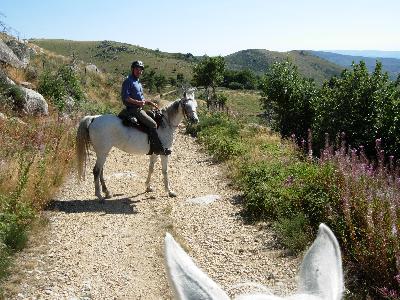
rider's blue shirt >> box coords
[121,74,144,108]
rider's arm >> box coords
[125,96,145,107]
[125,97,158,108]
[145,99,159,109]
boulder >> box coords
[63,95,75,113]
[0,112,7,121]
[0,39,24,68]
[85,64,100,73]
[20,86,48,115]
[4,39,31,67]
[5,76,15,85]
[19,81,33,88]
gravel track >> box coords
[3,127,299,299]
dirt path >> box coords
[3,127,299,300]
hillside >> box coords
[225,49,343,85]
[31,40,345,86]
[309,50,400,80]
[30,39,197,80]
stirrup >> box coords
[162,148,172,155]
[147,147,172,156]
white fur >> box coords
[76,91,198,201]
[165,224,344,300]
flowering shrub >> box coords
[194,111,400,298]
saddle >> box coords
[117,108,164,133]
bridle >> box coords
[180,97,192,121]
[162,97,193,128]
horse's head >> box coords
[182,88,199,124]
[165,223,344,300]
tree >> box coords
[154,73,167,93]
[176,73,185,86]
[260,60,317,140]
[223,69,259,90]
[142,69,156,93]
[192,56,225,100]
[312,61,400,156]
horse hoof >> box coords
[168,191,177,197]
[146,186,154,192]
[96,193,105,202]
[105,191,113,199]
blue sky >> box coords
[1,0,399,56]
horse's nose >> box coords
[192,117,199,124]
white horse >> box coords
[76,89,198,201]
[165,223,344,300]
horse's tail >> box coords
[76,116,95,181]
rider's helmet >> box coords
[131,60,144,70]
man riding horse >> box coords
[120,60,172,156]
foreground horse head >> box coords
[165,224,344,300]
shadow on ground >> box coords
[45,196,139,214]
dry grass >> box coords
[0,115,75,210]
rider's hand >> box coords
[147,100,159,109]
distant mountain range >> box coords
[327,50,400,59]
[308,51,400,80]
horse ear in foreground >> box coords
[76,89,198,201]
[165,223,344,300]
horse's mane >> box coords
[162,99,181,121]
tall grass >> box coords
[191,111,400,299]
[0,115,75,282]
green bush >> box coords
[239,159,342,226]
[274,212,312,254]
[58,66,85,102]
[38,65,85,112]
[196,112,247,161]
[38,69,65,111]
[0,70,25,111]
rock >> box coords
[5,76,15,85]
[85,64,100,73]
[19,81,33,88]
[4,38,31,67]
[187,194,220,205]
[20,86,49,115]
[63,95,75,113]
[0,39,25,68]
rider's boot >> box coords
[148,128,172,155]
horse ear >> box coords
[164,233,230,300]
[297,224,344,300]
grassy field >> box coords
[30,39,196,80]
[211,89,263,124]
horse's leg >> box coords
[100,168,112,198]
[161,155,176,197]
[145,154,158,192]
[93,154,107,202]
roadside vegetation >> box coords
[0,36,126,288]
[189,59,400,299]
